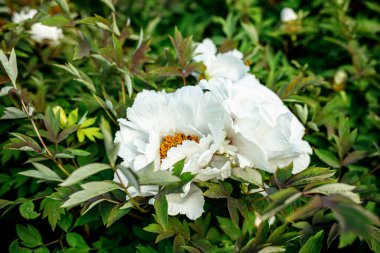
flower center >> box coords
[160,132,199,159]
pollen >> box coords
[160,132,199,159]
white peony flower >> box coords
[12,9,37,23]
[199,74,312,174]
[193,39,249,82]
[12,9,63,45]
[281,7,298,22]
[114,85,231,219]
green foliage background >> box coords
[0,0,379,252]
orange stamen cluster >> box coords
[160,132,199,159]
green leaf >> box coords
[315,149,340,168]
[0,48,18,85]
[227,197,239,227]
[16,224,43,248]
[77,127,103,142]
[41,15,70,26]
[327,223,339,248]
[1,107,28,119]
[231,167,262,186]
[67,108,78,126]
[62,181,123,208]
[34,248,50,253]
[66,232,89,249]
[299,230,324,253]
[257,246,285,253]
[8,240,32,253]
[55,63,95,92]
[136,163,180,186]
[295,104,309,124]
[19,200,40,220]
[66,149,90,157]
[241,21,259,45]
[287,196,322,222]
[55,0,70,18]
[58,213,73,232]
[217,216,241,240]
[4,133,42,153]
[338,232,356,248]
[305,183,360,203]
[322,195,380,238]
[57,125,79,143]
[40,196,65,231]
[154,194,169,230]
[100,117,118,167]
[287,167,335,186]
[274,163,293,187]
[202,181,232,198]
[242,220,269,252]
[267,224,288,244]
[44,107,60,143]
[106,204,130,227]
[262,188,302,220]
[60,163,111,186]
[117,165,139,189]
[19,163,63,182]
[100,0,115,12]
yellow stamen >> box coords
[244,59,252,66]
[160,132,199,159]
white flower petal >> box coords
[193,39,249,82]
[207,54,249,82]
[167,184,205,220]
[115,85,229,179]
[193,38,217,65]
[12,9,37,23]
[281,7,298,22]
[201,74,312,173]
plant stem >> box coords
[114,170,148,213]
[121,77,126,105]
[92,93,118,125]
[12,81,70,176]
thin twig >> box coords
[114,170,148,213]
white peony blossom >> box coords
[12,9,63,45]
[193,39,249,82]
[281,7,298,22]
[114,85,231,219]
[200,74,312,174]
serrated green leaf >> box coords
[16,224,43,248]
[40,196,65,231]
